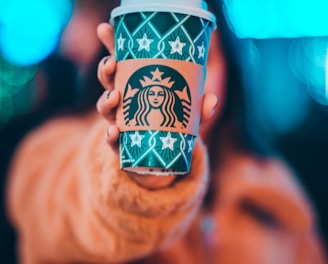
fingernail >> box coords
[106,90,111,99]
[103,56,109,65]
[213,97,219,109]
[211,98,219,118]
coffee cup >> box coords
[110,0,216,175]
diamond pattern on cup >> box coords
[114,12,213,65]
[120,130,195,172]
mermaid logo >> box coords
[122,65,191,129]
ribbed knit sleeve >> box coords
[7,113,209,264]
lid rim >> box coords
[110,4,216,25]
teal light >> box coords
[0,27,60,66]
[0,0,72,128]
[0,0,72,66]
[240,39,310,134]
[0,56,38,129]
[0,57,38,97]
[223,0,328,38]
[0,96,14,130]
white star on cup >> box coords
[188,139,194,153]
[137,33,154,52]
[117,33,126,51]
[197,42,206,59]
[130,131,145,148]
[160,132,177,151]
[169,36,186,55]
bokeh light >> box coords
[0,57,39,129]
[239,39,311,134]
[0,0,72,66]
[223,0,328,38]
[288,37,328,105]
[0,0,73,129]
[0,58,38,99]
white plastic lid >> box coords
[110,0,216,24]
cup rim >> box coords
[110,4,216,26]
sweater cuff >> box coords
[78,119,209,257]
[82,119,209,218]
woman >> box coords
[6,0,326,263]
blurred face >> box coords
[59,3,105,70]
[200,29,227,140]
[148,86,165,108]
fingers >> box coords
[98,55,116,90]
[97,23,120,149]
[97,89,121,150]
[106,125,120,150]
[97,23,115,55]
[200,93,218,123]
[97,89,120,122]
[97,23,116,90]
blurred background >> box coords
[1,0,328,262]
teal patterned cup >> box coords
[110,0,216,175]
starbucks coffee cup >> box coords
[110,0,216,175]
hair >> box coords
[200,0,276,209]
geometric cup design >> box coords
[114,12,214,65]
[120,130,195,174]
[113,11,215,175]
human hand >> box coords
[96,23,218,189]
[96,23,176,189]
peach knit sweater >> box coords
[7,112,326,263]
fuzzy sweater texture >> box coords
[7,112,327,263]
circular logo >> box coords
[122,64,192,129]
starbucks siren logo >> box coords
[122,65,191,129]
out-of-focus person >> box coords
[5,0,327,263]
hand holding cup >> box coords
[98,0,218,181]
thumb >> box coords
[200,93,218,123]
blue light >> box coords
[240,39,311,134]
[0,28,60,66]
[0,0,72,66]
[223,0,328,38]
